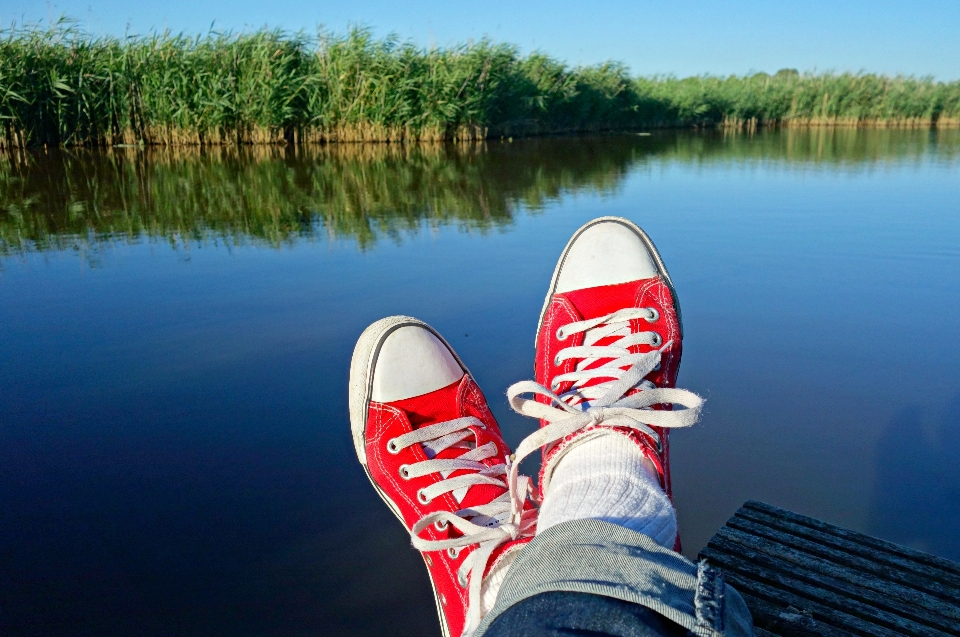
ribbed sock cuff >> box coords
[537,431,677,548]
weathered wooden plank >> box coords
[737,591,855,637]
[729,510,960,601]
[715,524,960,622]
[733,510,960,596]
[743,501,960,579]
[703,549,953,636]
[701,502,960,637]
[734,506,957,587]
[719,568,912,637]
[708,532,960,633]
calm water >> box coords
[2,130,959,636]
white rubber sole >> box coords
[347,315,471,637]
[534,216,683,351]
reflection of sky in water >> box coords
[1,130,959,636]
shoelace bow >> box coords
[390,416,536,637]
[505,307,704,522]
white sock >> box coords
[537,431,678,548]
[479,545,521,614]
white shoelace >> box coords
[505,307,704,521]
[392,416,535,637]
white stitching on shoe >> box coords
[370,402,465,603]
[371,403,421,513]
[541,298,579,376]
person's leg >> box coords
[486,218,754,637]
[475,518,753,637]
[348,317,537,637]
[483,592,687,637]
[506,216,699,552]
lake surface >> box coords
[2,129,959,636]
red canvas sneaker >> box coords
[349,316,536,637]
[505,217,703,551]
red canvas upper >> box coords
[364,374,532,637]
[535,277,683,504]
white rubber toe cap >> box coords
[554,220,659,293]
[371,325,465,402]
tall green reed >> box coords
[2,21,959,148]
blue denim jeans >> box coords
[475,519,755,637]
[484,591,689,637]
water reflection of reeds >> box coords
[0,139,634,254]
[2,129,959,256]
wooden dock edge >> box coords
[697,501,960,636]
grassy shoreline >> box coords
[2,22,960,148]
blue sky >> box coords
[5,0,959,79]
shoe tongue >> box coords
[561,279,651,319]
[454,482,506,519]
[393,379,463,428]
[559,279,658,402]
[387,379,507,510]
[433,443,507,513]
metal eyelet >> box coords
[458,571,468,588]
[434,520,448,532]
[653,362,661,371]
[424,554,433,567]
[398,465,411,479]
[417,490,431,504]
[551,379,560,391]
[645,308,660,323]
[556,327,567,341]
[386,439,401,454]
[650,333,662,347]
[447,547,461,559]
[554,354,562,366]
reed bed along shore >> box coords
[2,22,960,148]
